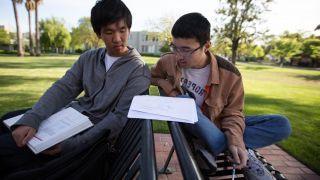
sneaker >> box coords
[244,149,276,180]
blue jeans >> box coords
[182,106,292,156]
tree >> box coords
[70,17,102,50]
[147,15,175,50]
[237,43,265,61]
[269,35,302,67]
[251,45,265,59]
[25,0,35,55]
[302,37,320,66]
[215,0,272,64]
[11,0,24,56]
[160,41,170,53]
[40,18,71,53]
[0,29,11,45]
[211,35,232,58]
[34,0,42,56]
[55,27,71,53]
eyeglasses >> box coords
[169,43,202,58]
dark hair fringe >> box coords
[91,0,132,36]
[172,12,211,45]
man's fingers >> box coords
[12,130,25,147]
[230,147,240,165]
[22,128,35,145]
[12,126,36,147]
[238,149,248,169]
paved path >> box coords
[154,133,320,180]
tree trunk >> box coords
[27,10,35,56]
[35,2,41,56]
[280,57,284,67]
[12,0,24,57]
[231,40,239,65]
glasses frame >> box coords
[169,43,203,58]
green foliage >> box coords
[160,41,170,53]
[40,17,71,52]
[147,16,174,44]
[302,38,320,60]
[269,35,302,62]
[70,17,103,50]
[251,46,265,58]
[211,36,232,58]
[215,0,272,64]
[235,43,265,62]
[0,29,11,45]
[55,28,71,49]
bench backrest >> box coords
[107,118,157,180]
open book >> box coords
[3,107,93,154]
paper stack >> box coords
[128,95,198,124]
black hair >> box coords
[171,12,211,45]
[91,0,132,36]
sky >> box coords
[0,0,319,36]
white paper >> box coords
[128,95,198,124]
[3,107,93,154]
[3,114,24,128]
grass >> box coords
[0,55,320,174]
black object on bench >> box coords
[1,109,157,180]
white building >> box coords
[128,31,163,55]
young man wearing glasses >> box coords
[151,12,291,179]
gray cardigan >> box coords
[15,47,151,153]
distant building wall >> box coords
[128,31,163,55]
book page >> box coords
[27,108,93,153]
[3,114,24,128]
[128,95,198,123]
[3,107,93,154]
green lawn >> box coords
[0,55,319,174]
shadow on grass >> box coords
[245,94,320,123]
[0,60,73,69]
[0,92,40,117]
[294,74,320,81]
[243,66,271,71]
[245,93,320,173]
[0,75,58,88]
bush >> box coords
[75,49,84,54]
[140,53,160,57]
[0,50,18,55]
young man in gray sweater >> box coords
[0,0,150,176]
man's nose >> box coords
[175,52,184,59]
[113,32,121,43]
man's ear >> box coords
[96,32,101,39]
[204,41,212,52]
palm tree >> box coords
[34,0,42,56]
[11,0,24,56]
[25,0,35,56]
